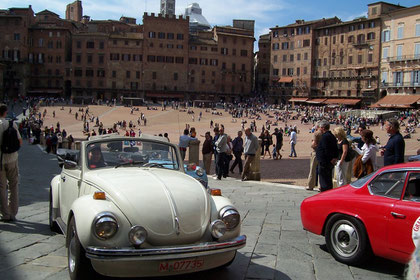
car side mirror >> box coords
[64,160,78,169]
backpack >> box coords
[1,120,20,154]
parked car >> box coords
[57,148,208,188]
[301,162,420,265]
[50,134,245,279]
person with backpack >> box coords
[0,104,22,222]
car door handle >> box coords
[391,212,406,219]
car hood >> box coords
[84,168,210,245]
[303,184,365,207]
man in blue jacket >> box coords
[382,119,405,166]
[316,120,339,192]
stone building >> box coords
[0,63,4,99]
[0,6,35,99]
[0,1,255,103]
[28,10,75,97]
[269,17,340,103]
[211,24,254,102]
[255,33,270,97]
[142,13,189,100]
[65,0,82,22]
[378,3,420,98]
[313,14,383,105]
[69,18,143,102]
[260,1,420,106]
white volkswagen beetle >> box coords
[49,134,245,279]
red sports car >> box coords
[301,162,420,265]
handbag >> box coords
[345,147,357,162]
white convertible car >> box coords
[49,134,246,279]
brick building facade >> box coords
[260,1,418,106]
[0,6,35,99]
[255,34,270,96]
[269,18,340,103]
[0,2,255,103]
[313,15,382,104]
[379,3,420,96]
[65,0,82,22]
[28,10,75,96]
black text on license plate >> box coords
[159,258,204,272]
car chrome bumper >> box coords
[86,235,246,261]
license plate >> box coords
[159,258,204,272]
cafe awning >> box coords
[306,98,327,104]
[146,93,184,98]
[288,97,308,102]
[278,77,293,83]
[27,89,62,94]
[324,98,361,105]
[371,95,420,108]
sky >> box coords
[3,0,417,50]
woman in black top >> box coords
[333,127,350,187]
[263,130,272,159]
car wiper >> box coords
[142,162,165,168]
[142,162,177,168]
[114,161,145,168]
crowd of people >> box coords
[306,118,406,192]
[179,123,260,181]
[11,96,420,184]
[0,94,418,226]
[178,100,414,193]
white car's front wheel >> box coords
[67,216,95,280]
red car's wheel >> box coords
[325,214,371,265]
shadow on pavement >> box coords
[353,257,405,277]
[91,252,287,280]
[0,140,59,278]
[0,220,53,236]
[18,142,61,208]
[318,244,405,277]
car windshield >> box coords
[350,172,376,188]
[85,139,179,170]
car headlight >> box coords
[129,226,148,246]
[195,167,204,177]
[210,219,226,239]
[219,207,240,230]
[93,213,118,240]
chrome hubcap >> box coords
[68,230,76,272]
[331,220,359,257]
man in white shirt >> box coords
[242,127,259,181]
[215,127,227,180]
[289,127,297,157]
[0,104,22,222]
